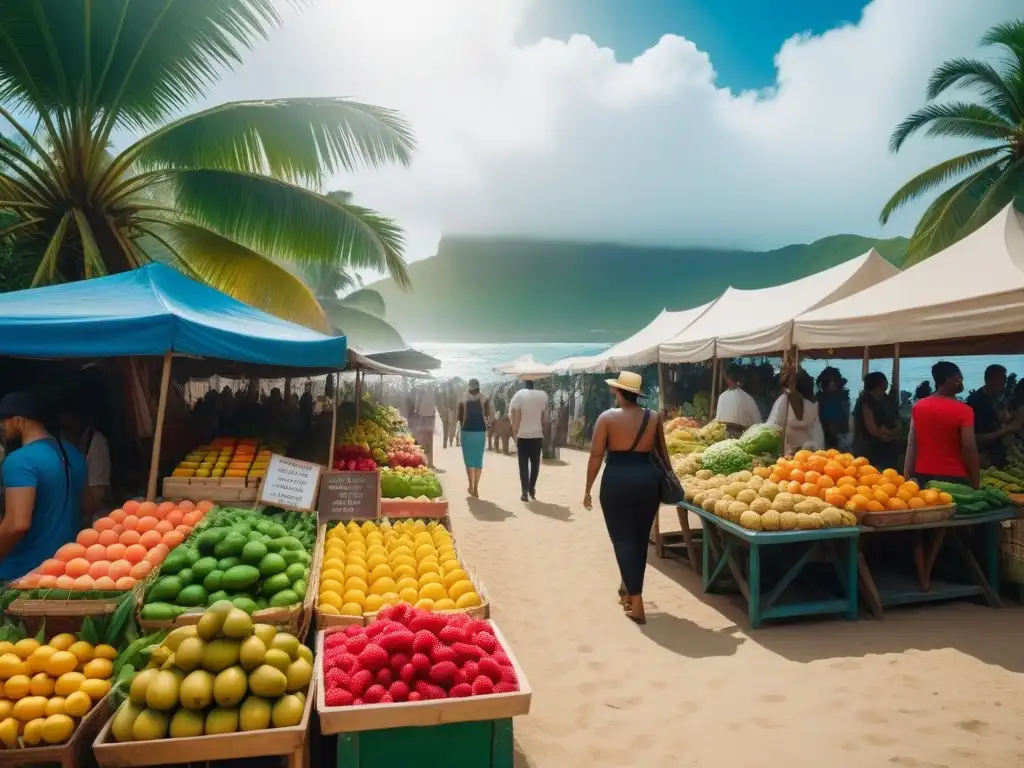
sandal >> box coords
[624,609,647,625]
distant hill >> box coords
[367,233,909,342]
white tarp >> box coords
[493,354,555,379]
[659,249,899,363]
[793,204,1024,350]
[551,302,716,373]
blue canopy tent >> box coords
[0,263,348,498]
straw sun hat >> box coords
[606,372,643,395]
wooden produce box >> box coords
[161,479,257,503]
[93,681,314,768]
[334,719,515,768]
[0,689,113,768]
[379,499,450,518]
[315,623,531,735]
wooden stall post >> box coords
[891,342,901,402]
[146,351,173,501]
[328,373,339,465]
[861,347,870,380]
[657,362,667,415]
[709,357,720,417]
[355,369,363,422]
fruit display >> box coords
[318,519,482,618]
[10,500,212,594]
[763,449,952,514]
[109,602,309,741]
[331,444,379,472]
[380,467,443,500]
[140,508,315,622]
[0,630,117,748]
[171,439,273,486]
[321,605,519,706]
[926,480,1009,514]
[668,421,781,477]
[682,468,859,531]
[385,434,426,468]
[333,425,426,471]
[337,420,393,467]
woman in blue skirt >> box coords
[457,379,492,497]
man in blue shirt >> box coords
[0,392,87,581]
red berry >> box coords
[358,643,389,671]
[378,629,415,654]
[411,653,431,673]
[350,669,374,697]
[478,658,502,683]
[451,642,485,663]
[325,688,354,707]
[448,613,470,627]
[375,668,394,687]
[499,666,518,685]
[399,663,417,683]
[390,653,411,672]
[363,684,386,704]
[462,660,479,681]
[472,676,494,696]
[414,681,447,700]
[430,642,457,664]
[389,681,410,702]
[409,613,446,634]
[412,630,435,654]
[352,698,364,706]
[452,669,469,687]
[376,604,399,623]
[336,653,360,673]
[473,632,497,653]
[344,625,366,637]
[380,693,394,703]
[465,619,491,636]
[407,691,422,702]
[325,632,348,650]
[493,682,519,694]
[366,622,385,638]
[439,625,466,645]
[492,650,511,667]
[325,668,351,691]
[449,683,472,698]
[429,660,458,685]
[346,634,369,654]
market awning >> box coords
[659,249,899,362]
[348,348,433,379]
[0,263,347,369]
[493,354,555,379]
[365,348,441,372]
[793,204,1024,354]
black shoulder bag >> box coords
[631,409,684,505]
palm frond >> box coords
[878,146,1006,224]
[959,156,1024,233]
[980,20,1024,58]
[925,58,1024,123]
[157,220,330,333]
[31,210,70,286]
[889,102,1016,153]
[169,169,411,288]
[124,98,415,185]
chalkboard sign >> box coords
[317,471,381,522]
[256,454,324,512]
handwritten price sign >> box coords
[256,454,323,512]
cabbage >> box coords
[700,439,754,475]
[738,423,781,456]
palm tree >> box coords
[880,20,1024,266]
[0,1,414,331]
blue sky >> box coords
[520,0,873,91]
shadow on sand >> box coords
[524,500,574,522]
[466,496,515,522]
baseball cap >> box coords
[0,392,43,421]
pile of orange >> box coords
[754,449,953,513]
[13,499,214,592]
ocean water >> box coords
[414,342,1024,396]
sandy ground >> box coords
[432,439,1024,768]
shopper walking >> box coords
[457,379,492,497]
[510,380,548,502]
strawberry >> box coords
[344,625,366,637]
[390,653,411,672]
[473,632,497,653]
[375,604,400,623]
[346,634,369,654]
[349,669,374,697]
[375,668,394,687]
[409,613,446,634]
[464,619,491,636]
[325,688,354,707]
[336,653,361,673]
[325,632,348,650]
[366,622,385,638]
[493,682,519,694]
[412,630,436,654]
[439,625,467,645]
[430,641,457,664]
[451,642,485,663]
[492,650,511,667]
[499,666,518,685]
[452,668,468,687]
[363,684,386,704]
[407,691,423,702]
[322,648,344,670]
[461,660,479,681]
[478,657,502,683]
[448,683,473,698]
[325,668,351,691]
[414,680,448,700]
[448,613,470,627]
[380,693,394,703]
[358,643,389,671]
[472,676,494,696]
[429,660,458,685]
[353,698,365,706]
[399,663,417,683]
[388,680,410,702]
[378,629,415,654]
[411,653,431,674]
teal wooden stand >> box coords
[687,504,859,629]
[336,719,514,768]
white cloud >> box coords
[204,0,1023,263]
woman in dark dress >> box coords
[583,372,665,624]
[852,372,899,470]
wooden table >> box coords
[685,504,860,629]
[856,507,1015,618]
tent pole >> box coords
[657,362,667,415]
[355,369,363,422]
[709,357,719,420]
[861,347,870,380]
[891,343,901,403]
[328,372,338,466]
[146,351,173,501]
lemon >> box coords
[45,651,79,678]
[54,672,86,697]
[343,577,369,594]
[0,717,18,748]
[29,672,54,697]
[346,540,366,554]
[370,564,394,584]
[416,560,439,577]
[415,544,437,561]
[83,658,113,680]
[346,552,366,567]
[0,642,13,656]
[418,582,447,602]
[390,555,416,572]
[399,588,419,604]
[439,553,459,566]
[380,592,401,606]
[395,577,419,593]
[340,603,363,617]
[322,568,345,584]
[318,592,342,611]
[365,532,383,546]
[389,545,413,560]
[362,594,384,613]
[64,690,93,718]
[22,717,45,746]
[343,564,367,581]
[359,521,377,535]
[392,564,417,581]
[320,579,344,596]
[322,558,345,574]
[68,641,95,664]
[455,592,482,609]
[44,697,66,716]
[27,646,56,675]
[12,696,47,721]
[413,598,435,612]
[370,577,397,596]
[41,713,75,744]
[4,674,30,700]
[365,553,389,570]
[447,580,475,602]
[443,569,469,589]
[320,604,340,615]
[418,572,443,589]
[81,678,112,701]
[434,598,457,611]
[366,545,388,560]
[341,590,366,609]
[0,700,11,720]
[13,639,40,660]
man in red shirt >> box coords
[904,361,980,488]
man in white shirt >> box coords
[58,401,111,526]
[714,364,763,433]
[509,380,548,502]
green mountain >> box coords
[367,233,909,342]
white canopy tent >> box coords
[493,354,556,379]
[550,302,716,373]
[659,249,899,363]
[793,204,1024,353]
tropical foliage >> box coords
[880,20,1024,266]
[0,0,413,331]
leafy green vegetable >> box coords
[700,439,754,475]
[738,424,781,457]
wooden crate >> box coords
[334,719,515,768]
[92,680,314,768]
[378,499,449,518]
[7,581,144,619]
[0,689,113,768]
[315,622,531,735]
